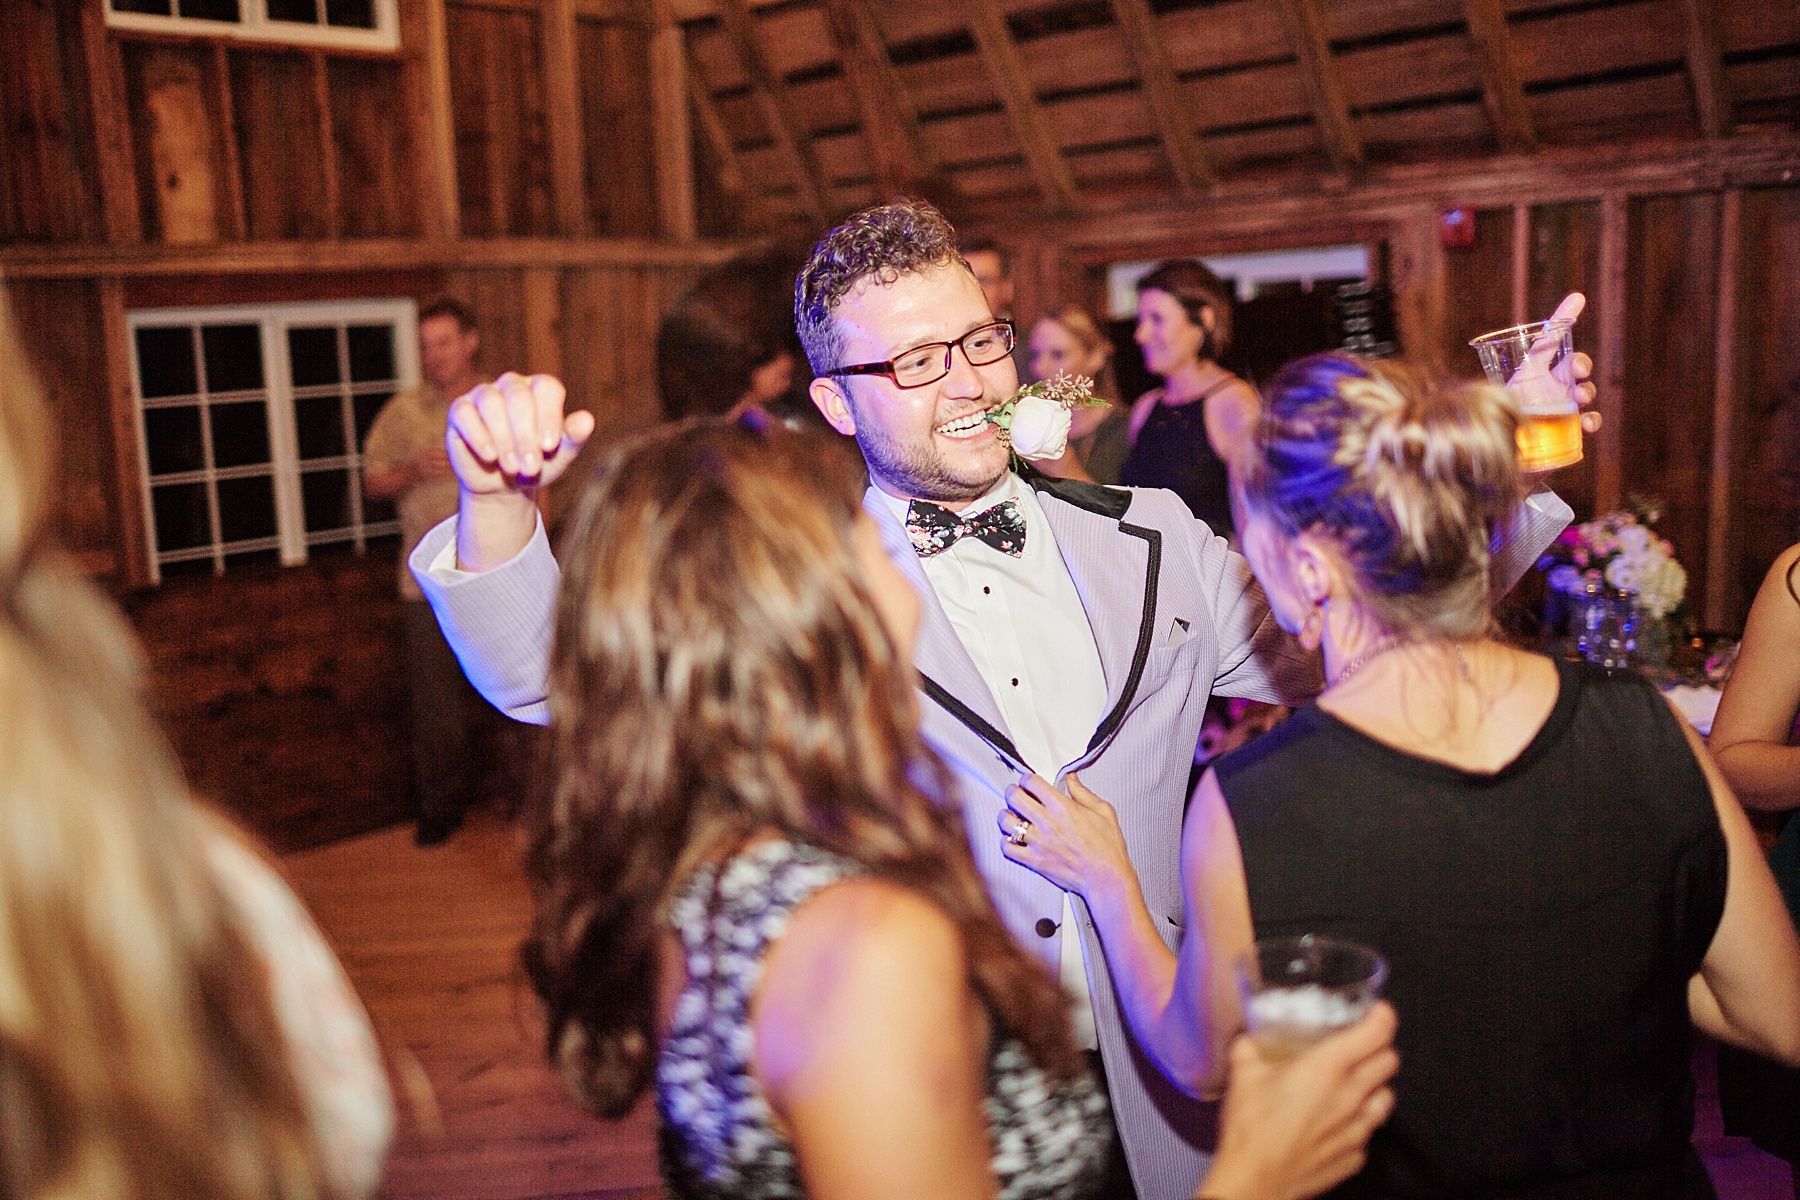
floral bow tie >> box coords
[906,498,1027,559]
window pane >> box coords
[113,0,173,13]
[201,324,264,393]
[295,396,348,460]
[145,406,205,476]
[325,0,375,27]
[136,327,198,399]
[353,392,392,449]
[347,324,396,382]
[210,400,271,468]
[217,475,278,542]
[178,0,240,18]
[288,326,342,387]
[301,468,353,531]
[266,0,319,21]
[224,548,281,570]
[161,558,215,579]
[152,482,211,551]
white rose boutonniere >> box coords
[986,374,1102,463]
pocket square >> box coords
[1164,616,1192,648]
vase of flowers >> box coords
[1537,499,1687,668]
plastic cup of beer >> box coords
[1469,318,1583,472]
[1235,935,1387,1063]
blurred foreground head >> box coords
[0,294,333,1200]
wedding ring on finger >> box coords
[1007,814,1030,847]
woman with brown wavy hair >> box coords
[521,417,1111,1199]
[0,294,391,1200]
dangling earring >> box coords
[1299,600,1325,652]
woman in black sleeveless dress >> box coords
[1118,260,1258,536]
[1000,352,1800,1199]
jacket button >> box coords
[1035,918,1058,938]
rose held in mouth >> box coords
[1005,394,1072,460]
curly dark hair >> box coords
[793,197,973,375]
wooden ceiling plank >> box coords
[818,0,938,195]
[965,0,1081,211]
[1108,0,1218,193]
[1678,0,1731,139]
[1460,0,1537,154]
[712,0,831,222]
[1275,0,1365,171]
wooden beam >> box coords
[1511,202,1530,325]
[1109,0,1216,194]
[1678,0,1731,139]
[1461,0,1536,155]
[139,46,223,243]
[1594,192,1628,513]
[77,0,143,244]
[649,5,698,240]
[1704,188,1741,628]
[208,43,248,240]
[409,0,460,239]
[1389,205,1446,373]
[966,0,1079,210]
[0,235,746,279]
[819,0,936,194]
[713,0,830,222]
[99,278,153,588]
[1276,0,1364,172]
[521,267,565,377]
[683,46,768,227]
[991,134,1800,254]
[310,51,342,240]
[539,0,589,235]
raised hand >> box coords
[446,372,595,496]
[445,372,596,572]
[1543,292,1600,435]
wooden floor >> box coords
[282,812,662,1200]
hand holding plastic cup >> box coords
[1469,316,1584,472]
[1236,935,1388,1063]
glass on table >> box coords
[1469,319,1583,472]
[1235,935,1387,1063]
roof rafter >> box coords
[712,0,831,222]
[965,0,1080,211]
[1677,0,1731,139]
[818,0,942,196]
[1276,0,1364,171]
[1108,0,1217,193]
[1461,0,1536,154]
[683,45,770,228]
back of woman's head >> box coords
[656,252,803,419]
[1137,259,1234,359]
[1238,353,1523,639]
[528,418,1079,1117]
[0,296,327,1200]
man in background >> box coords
[363,297,487,845]
[961,237,1033,379]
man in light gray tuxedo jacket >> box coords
[410,200,1576,1200]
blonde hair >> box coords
[0,292,333,1200]
[1237,354,1523,639]
[1033,305,1118,399]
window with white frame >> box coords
[129,299,419,582]
[106,0,398,51]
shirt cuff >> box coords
[409,512,548,588]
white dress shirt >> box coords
[873,473,1109,1048]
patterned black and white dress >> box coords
[657,839,1112,1200]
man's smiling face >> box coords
[809,263,1018,507]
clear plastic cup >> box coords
[1235,935,1387,1063]
[1469,319,1583,472]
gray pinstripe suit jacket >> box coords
[412,471,1570,1200]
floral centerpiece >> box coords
[1537,501,1688,619]
[985,373,1105,462]
[1536,498,1688,668]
